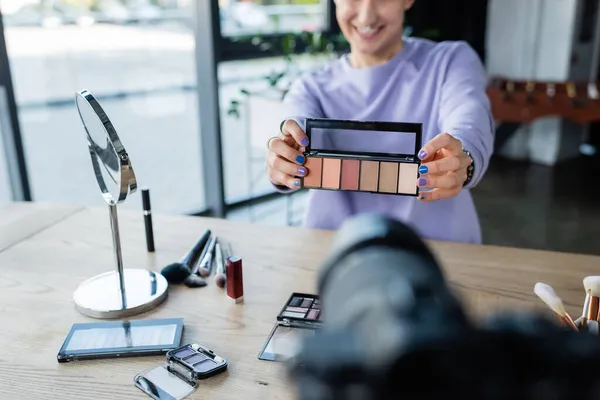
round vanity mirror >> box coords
[73,90,168,319]
[76,90,135,204]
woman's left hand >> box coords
[416,133,472,202]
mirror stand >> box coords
[73,89,168,319]
[73,203,168,319]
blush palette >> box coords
[301,118,422,197]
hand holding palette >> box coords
[301,118,423,196]
[258,293,322,362]
[134,343,228,399]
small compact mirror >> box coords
[73,90,168,319]
[76,90,137,204]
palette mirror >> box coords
[73,89,168,319]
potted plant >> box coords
[227,30,349,118]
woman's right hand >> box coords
[267,119,310,190]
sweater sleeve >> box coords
[271,74,325,193]
[437,41,495,189]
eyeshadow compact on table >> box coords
[258,293,322,362]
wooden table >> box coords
[1,202,599,399]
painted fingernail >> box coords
[294,180,300,187]
[418,150,427,159]
[418,178,427,187]
[301,138,309,146]
[419,194,426,200]
[298,167,306,175]
[419,165,428,174]
[296,155,305,164]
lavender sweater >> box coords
[279,37,494,244]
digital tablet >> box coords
[57,318,184,363]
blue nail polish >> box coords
[296,155,305,164]
[298,167,306,175]
[420,194,426,200]
[301,138,309,146]
[419,165,428,174]
[418,150,427,159]
[294,180,300,187]
[419,178,427,186]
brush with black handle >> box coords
[160,230,211,284]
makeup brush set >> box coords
[534,276,600,333]
[159,230,244,302]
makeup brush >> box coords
[184,234,216,288]
[580,292,591,330]
[533,282,578,331]
[184,272,207,288]
[197,235,218,278]
[214,241,227,289]
[160,230,211,283]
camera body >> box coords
[288,214,600,400]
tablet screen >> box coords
[58,318,184,361]
[65,323,178,351]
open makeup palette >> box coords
[258,293,322,362]
[301,118,423,196]
[134,343,228,399]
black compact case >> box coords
[258,293,322,362]
[134,343,228,399]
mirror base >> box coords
[73,269,168,319]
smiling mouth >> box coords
[354,25,383,40]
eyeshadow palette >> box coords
[259,293,322,362]
[302,118,422,196]
[277,293,322,325]
[134,343,227,399]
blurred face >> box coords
[336,0,414,63]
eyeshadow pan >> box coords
[303,157,322,188]
[194,359,217,373]
[282,311,307,318]
[174,348,196,359]
[289,297,303,307]
[359,161,379,191]
[340,159,360,190]
[286,307,308,313]
[307,309,320,320]
[322,158,341,189]
[397,163,419,195]
[301,298,313,308]
[379,162,399,193]
[184,353,208,366]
